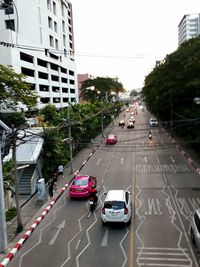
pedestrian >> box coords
[57,164,64,179]
[48,181,54,199]
[52,172,58,189]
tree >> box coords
[80,76,125,102]
[142,36,200,142]
[0,64,37,110]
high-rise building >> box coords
[0,0,78,110]
[178,13,200,46]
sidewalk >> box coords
[0,124,114,264]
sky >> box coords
[71,0,200,91]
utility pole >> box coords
[11,126,23,233]
[0,146,7,252]
[100,100,104,138]
[67,106,74,174]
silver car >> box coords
[190,209,200,250]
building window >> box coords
[47,0,51,10]
[61,67,67,74]
[61,3,64,16]
[37,58,47,67]
[5,5,14,15]
[49,35,54,47]
[69,70,74,76]
[20,52,34,63]
[63,34,66,46]
[61,77,68,83]
[21,67,34,77]
[55,39,58,50]
[69,79,75,85]
[62,20,65,32]
[63,98,69,103]
[50,63,58,71]
[53,98,60,103]
[52,86,59,92]
[48,17,53,29]
[70,88,75,94]
[38,71,48,79]
[62,88,68,93]
[5,19,15,31]
[51,75,59,81]
[39,85,49,92]
[54,21,57,32]
[53,1,56,15]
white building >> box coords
[0,0,78,110]
[178,13,200,46]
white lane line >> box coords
[48,220,66,245]
[96,158,102,165]
[76,240,81,250]
[76,211,98,267]
[120,158,124,165]
[170,156,176,163]
[120,227,129,267]
[101,228,109,247]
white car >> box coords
[149,118,158,127]
[101,190,132,225]
[190,209,200,250]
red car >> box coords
[106,134,117,145]
[69,175,97,198]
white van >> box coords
[101,190,132,225]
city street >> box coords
[7,108,200,267]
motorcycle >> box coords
[149,133,152,139]
[89,196,98,211]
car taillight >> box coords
[124,208,128,214]
[102,208,105,214]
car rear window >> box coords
[72,179,88,186]
[104,201,126,210]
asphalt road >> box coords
[8,108,200,267]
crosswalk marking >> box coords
[136,164,190,173]
[137,247,192,266]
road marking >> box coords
[137,247,192,266]
[48,220,65,245]
[170,156,175,163]
[120,158,124,164]
[96,158,102,165]
[101,228,108,246]
[145,198,162,215]
[76,239,81,250]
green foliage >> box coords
[80,76,125,102]
[2,160,14,185]
[39,104,61,125]
[0,112,26,128]
[142,36,200,144]
[0,64,37,110]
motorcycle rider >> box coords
[149,130,152,139]
[89,184,98,205]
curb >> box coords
[0,129,110,267]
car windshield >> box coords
[72,179,88,186]
[104,201,126,210]
[151,119,157,122]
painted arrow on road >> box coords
[48,220,66,245]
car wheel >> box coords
[191,228,196,245]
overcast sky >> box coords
[71,0,200,91]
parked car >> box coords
[149,118,158,127]
[101,190,132,224]
[190,209,200,250]
[106,134,117,145]
[127,121,134,129]
[69,175,97,198]
[119,120,125,127]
